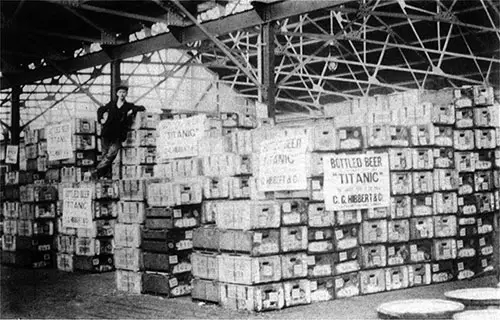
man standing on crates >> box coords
[93,84,145,179]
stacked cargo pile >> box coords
[322,85,499,294]
[57,180,118,272]
[114,112,159,180]
[2,170,57,268]
[49,119,112,272]
[25,128,47,182]
[141,180,200,297]
[453,87,498,280]
[188,85,498,312]
[114,180,146,293]
[138,114,212,298]
[0,145,5,250]
[114,112,159,293]
[191,124,315,311]
[1,171,21,264]
[48,119,99,181]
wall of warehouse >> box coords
[0,48,256,137]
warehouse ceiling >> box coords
[1,0,500,116]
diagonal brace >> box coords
[161,0,261,88]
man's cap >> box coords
[116,84,129,91]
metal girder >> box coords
[44,0,175,24]
[110,59,121,99]
[21,71,101,129]
[0,119,9,129]
[10,86,21,152]
[336,5,500,34]
[261,22,276,118]
[132,52,199,104]
[165,0,260,87]
[0,0,352,90]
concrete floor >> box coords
[0,265,498,319]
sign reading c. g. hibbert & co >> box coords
[257,131,309,192]
[46,122,73,161]
[62,188,93,229]
[323,153,390,211]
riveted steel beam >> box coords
[1,0,352,89]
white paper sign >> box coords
[156,114,206,161]
[62,188,93,228]
[324,153,390,210]
[5,145,18,164]
[46,122,73,160]
[257,133,308,192]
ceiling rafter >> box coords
[1,0,352,90]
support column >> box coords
[110,59,121,100]
[261,22,276,120]
[10,86,21,145]
[11,85,21,169]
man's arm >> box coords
[125,104,146,118]
[97,104,109,124]
[135,105,146,112]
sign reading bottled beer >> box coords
[258,132,308,192]
[62,188,93,228]
[324,153,390,210]
[46,122,73,160]
[156,114,206,161]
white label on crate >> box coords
[335,278,345,288]
[262,265,273,276]
[173,209,182,218]
[335,230,344,239]
[311,180,322,190]
[294,264,303,275]
[6,145,18,164]
[416,251,425,262]
[315,231,325,240]
[181,193,190,203]
[285,213,301,225]
[257,132,309,192]
[310,281,318,291]
[388,247,395,256]
[323,153,390,210]
[432,264,440,272]
[282,202,292,213]
[392,273,400,285]
[425,197,432,205]
[339,251,348,262]
[156,114,206,160]
[292,288,301,300]
[169,277,178,288]
[269,292,278,302]
[62,188,93,229]
[415,275,422,284]
[46,122,73,160]
[482,246,493,255]
[253,232,263,243]
[169,255,178,264]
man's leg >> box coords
[96,139,121,177]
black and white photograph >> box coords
[0,0,499,319]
